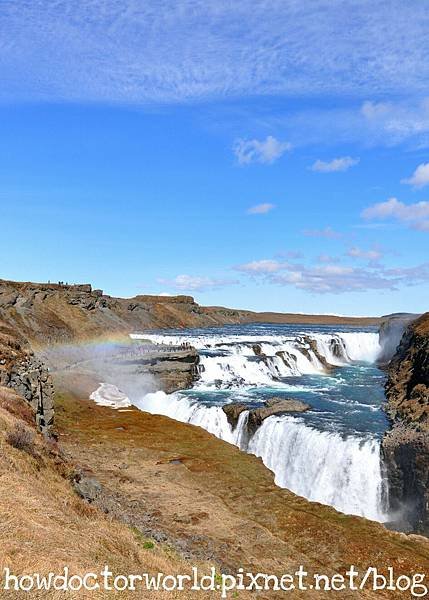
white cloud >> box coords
[255,97,429,151]
[401,163,429,188]
[303,226,342,239]
[158,274,238,292]
[234,136,291,165]
[414,221,429,232]
[361,101,391,120]
[2,2,429,105]
[359,98,429,146]
[235,259,288,274]
[347,246,383,261]
[310,156,360,172]
[3,2,429,153]
[317,254,338,263]
[236,255,429,294]
[246,203,276,215]
[362,197,429,231]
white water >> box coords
[90,382,131,409]
[248,416,387,521]
[134,390,241,444]
[133,331,381,388]
[92,329,388,522]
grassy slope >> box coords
[0,387,221,600]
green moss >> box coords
[129,526,155,550]
[142,541,155,550]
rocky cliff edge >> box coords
[382,312,429,534]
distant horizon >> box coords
[1,276,419,319]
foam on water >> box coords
[134,330,381,388]
[90,382,131,409]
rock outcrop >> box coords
[110,346,201,394]
[301,336,335,372]
[0,321,54,432]
[382,313,429,534]
[223,397,310,441]
[0,279,382,349]
[378,313,421,366]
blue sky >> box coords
[1,1,429,315]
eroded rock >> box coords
[0,322,54,432]
[222,397,311,439]
[382,313,429,534]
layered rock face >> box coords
[89,345,201,395]
[0,322,54,432]
[223,397,310,443]
[382,313,429,534]
[378,313,420,366]
[0,280,205,344]
[136,348,200,393]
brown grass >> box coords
[3,378,429,599]
[5,423,36,455]
[0,387,222,599]
[414,312,429,335]
[0,387,35,424]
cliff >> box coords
[0,320,54,433]
[377,313,421,365]
[65,344,201,395]
[0,277,384,433]
[382,312,429,534]
[0,279,381,349]
[2,279,429,593]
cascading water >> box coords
[247,416,387,521]
[134,390,239,444]
[133,328,381,387]
[96,324,390,522]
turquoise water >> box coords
[144,322,388,439]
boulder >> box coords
[222,403,248,429]
[73,472,102,503]
[247,398,310,437]
[222,397,311,438]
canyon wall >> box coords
[0,279,381,349]
[377,313,420,365]
[382,313,429,534]
[0,321,54,432]
[0,280,217,428]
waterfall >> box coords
[247,416,387,521]
[133,390,237,443]
[135,331,381,388]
